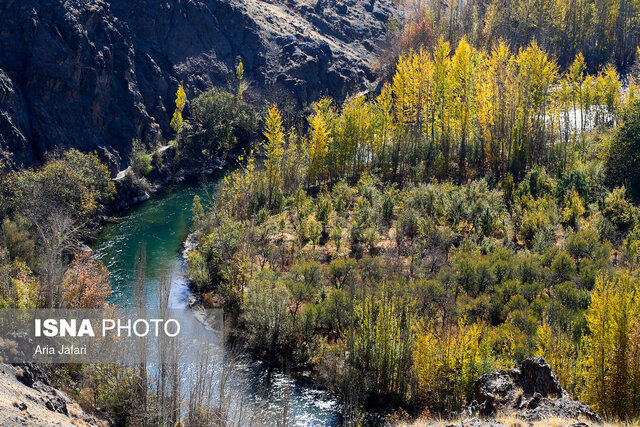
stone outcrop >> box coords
[463,356,601,424]
[0,0,397,168]
[0,363,106,426]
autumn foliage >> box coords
[62,251,111,309]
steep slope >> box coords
[0,0,397,168]
[0,364,106,426]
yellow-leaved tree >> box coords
[448,38,477,181]
[583,272,640,417]
[263,105,284,207]
[536,321,582,395]
[170,83,187,136]
[308,110,331,185]
[414,317,485,412]
[236,61,248,101]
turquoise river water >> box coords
[92,179,341,425]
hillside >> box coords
[0,364,106,426]
[0,0,396,168]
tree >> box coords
[605,99,640,201]
[263,105,285,207]
[328,257,357,289]
[236,61,248,101]
[1,152,114,306]
[308,110,332,184]
[61,251,111,309]
[583,272,640,416]
[414,317,486,412]
[188,89,258,161]
[449,38,476,181]
[243,277,291,358]
[129,139,153,177]
[191,195,205,225]
[537,322,581,394]
[170,83,187,136]
[61,149,115,203]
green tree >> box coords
[191,195,205,225]
[187,89,258,161]
[605,100,640,201]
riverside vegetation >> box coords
[184,38,640,423]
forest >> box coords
[387,0,640,73]
[184,34,640,423]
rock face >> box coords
[465,356,601,424]
[0,0,397,168]
[0,363,106,426]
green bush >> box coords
[185,89,258,160]
[602,187,636,230]
[605,99,640,201]
[129,139,153,177]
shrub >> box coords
[0,252,39,308]
[517,166,556,200]
[561,190,585,228]
[129,139,153,177]
[551,251,577,284]
[1,217,35,267]
[61,252,111,309]
[602,187,636,230]
[187,251,211,292]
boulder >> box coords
[468,357,601,424]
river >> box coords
[92,178,341,426]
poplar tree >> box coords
[170,83,187,136]
[308,111,331,185]
[263,105,285,208]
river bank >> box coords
[104,144,230,214]
[91,178,343,425]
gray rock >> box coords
[519,356,563,398]
[0,363,105,426]
[468,357,601,424]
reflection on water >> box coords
[92,178,341,426]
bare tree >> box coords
[134,246,148,424]
[31,210,82,307]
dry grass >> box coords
[397,413,640,426]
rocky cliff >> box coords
[0,0,397,168]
